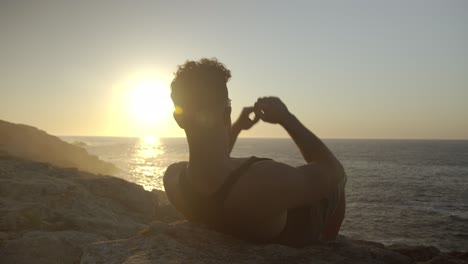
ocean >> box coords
[62,136,468,251]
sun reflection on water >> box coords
[130,136,167,191]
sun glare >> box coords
[110,71,178,137]
[143,135,157,145]
[128,78,172,124]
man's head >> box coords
[171,58,232,129]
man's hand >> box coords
[230,106,259,153]
[254,97,293,125]
[233,106,260,131]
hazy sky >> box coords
[1,0,467,139]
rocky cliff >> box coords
[0,120,118,175]
[0,155,466,263]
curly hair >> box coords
[171,58,231,112]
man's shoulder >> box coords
[247,159,297,176]
[237,158,304,187]
[165,161,188,173]
[163,161,188,185]
[162,162,190,218]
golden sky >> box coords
[1,1,467,139]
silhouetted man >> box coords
[164,58,346,246]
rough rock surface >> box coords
[0,119,118,175]
[81,221,414,264]
[2,231,105,264]
[80,221,468,264]
[0,156,466,264]
[0,155,158,263]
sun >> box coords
[109,71,177,136]
[129,78,172,124]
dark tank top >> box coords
[178,156,271,232]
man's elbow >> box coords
[163,163,177,188]
[322,160,345,186]
[333,161,346,185]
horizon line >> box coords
[57,135,468,141]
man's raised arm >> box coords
[254,97,343,173]
[229,107,259,153]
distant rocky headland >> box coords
[0,120,118,175]
[0,120,466,263]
